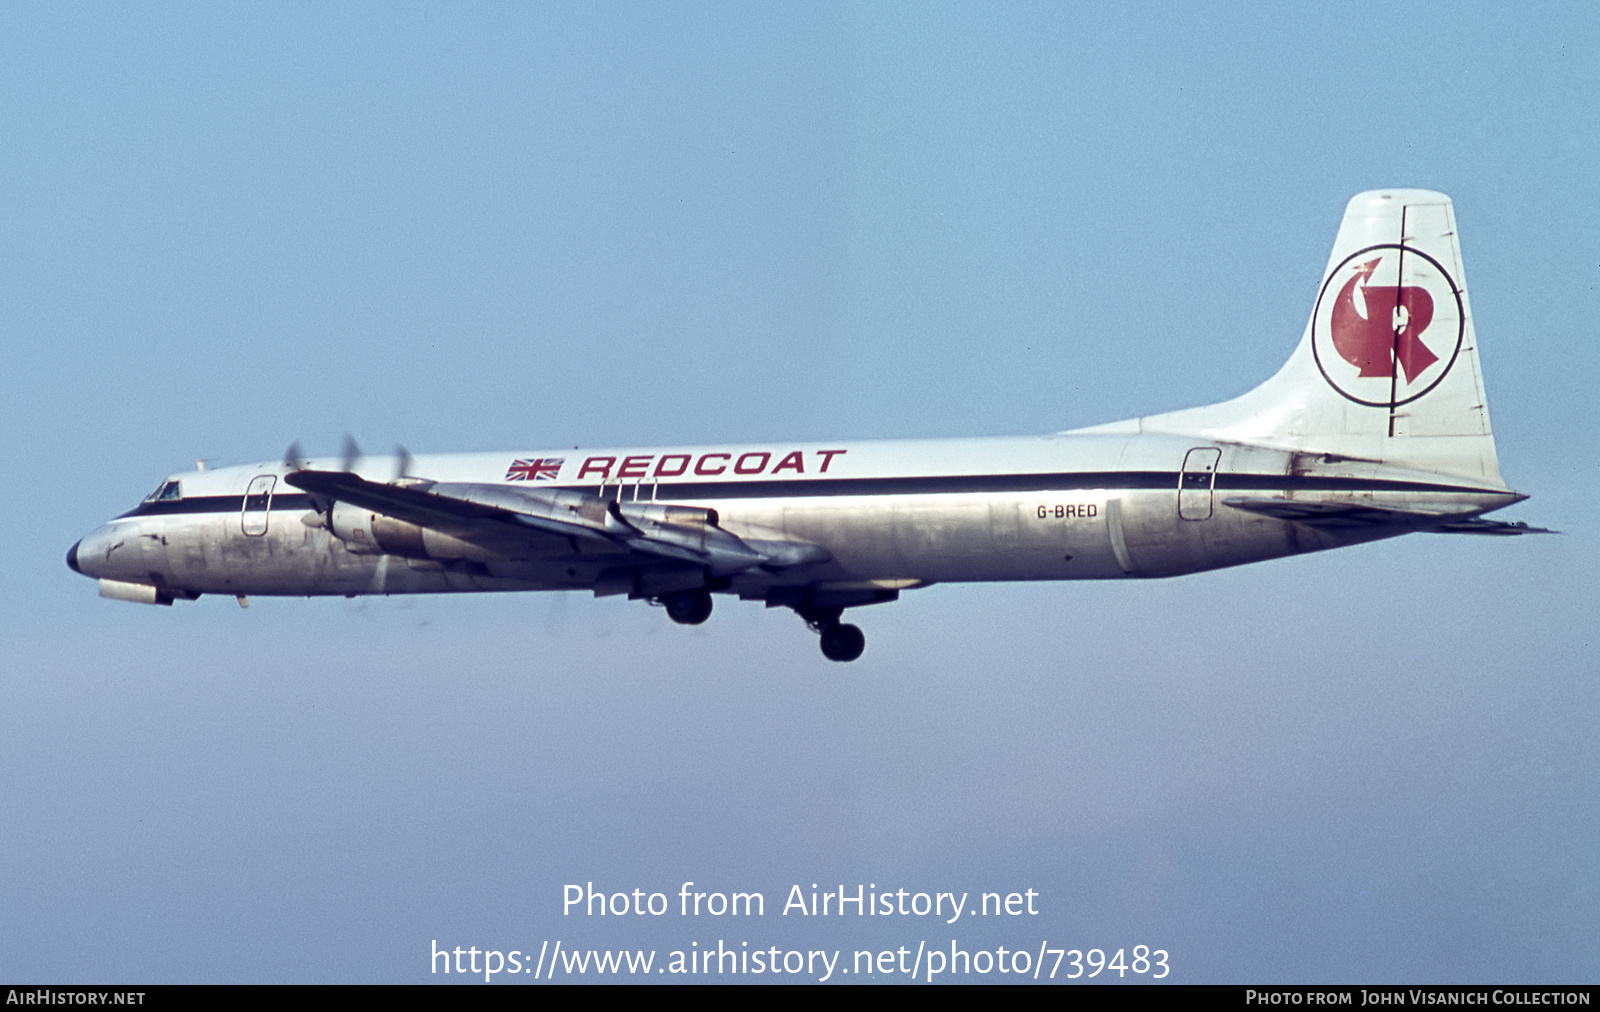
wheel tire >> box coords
[664,589,713,626]
[819,622,866,662]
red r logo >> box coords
[1311,245,1463,407]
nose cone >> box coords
[69,524,125,581]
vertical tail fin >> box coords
[1139,190,1504,484]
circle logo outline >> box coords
[1310,243,1465,407]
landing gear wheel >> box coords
[819,622,866,662]
[663,589,713,625]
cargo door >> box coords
[1178,448,1222,520]
[241,475,276,536]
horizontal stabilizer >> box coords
[1222,497,1548,534]
[1426,518,1555,536]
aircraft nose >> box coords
[69,524,122,581]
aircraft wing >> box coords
[1221,497,1552,534]
[285,469,829,573]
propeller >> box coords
[282,437,418,484]
[340,435,363,473]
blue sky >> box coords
[2,2,1595,983]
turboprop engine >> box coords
[321,502,489,561]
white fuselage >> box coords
[68,430,1518,602]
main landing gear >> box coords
[661,588,713,626]
[802,606,866,662]
[819,621,866,662]
[656,590,869,662]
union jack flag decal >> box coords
[506,457,564,481]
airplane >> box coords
[67,190,1545,661]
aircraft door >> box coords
[241,475,276,536]
[1178,447,1222,520]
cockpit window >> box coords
[143,481,183,502]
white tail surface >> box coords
[1129,190,1504,484]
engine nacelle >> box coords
[328,502,487,561]
[329,502,386,555]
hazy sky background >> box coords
[3,2,1595,983]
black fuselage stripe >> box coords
[122,494,318,517]
[116,471,1510,518]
